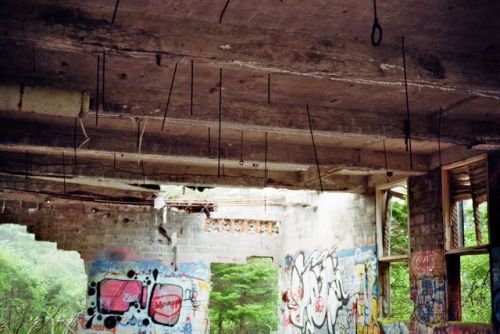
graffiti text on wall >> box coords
[380,322,409,334]
[411,250,442,276]
[282,246,380,334]
[411,275,445,325]
[284,249,349,333]
[81,260,209,334]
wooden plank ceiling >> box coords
[0,0,499,195]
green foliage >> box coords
[389,262,413,320]
[389,199,409,256]
[209,258,278,334]
[387,195,413,320]
[461,254,491,323]
[460,200,491,323]
[463,201,489,247]
[0,224,87,334]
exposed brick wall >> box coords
[0,192,159,259]
[0,191,282,334]
[408,168,446,333]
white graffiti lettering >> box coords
[286,249,349,334]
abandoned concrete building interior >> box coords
[1,0,499,333]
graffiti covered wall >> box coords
[409,249,446,330]
[411,275,445,326]
[282,246,380,334]
[1,188,382,334]
[79,248,210,334]
[280,193,378,334]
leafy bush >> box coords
[209,258,278,334]
[0,224,86,334]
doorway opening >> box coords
[209,258,279,334]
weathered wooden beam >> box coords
[0,173,156,204]
[0,111,430,172]
[299,167,370,192]
[0,61,498,146]
[0,149,370,192]
[428,146,488,170]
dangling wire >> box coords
[95,54,100,126]
[111,0,121,25]
[102,51,106,113]
[239,132,244,165]
[25,150,30,179]
[218,69,223,177]
[219,0,231,24]
[208,127,211,155]
[371,0,383,46]
[78,117,90,149]
[383,139,390,183]
[162,63,178,131]
[137,118,148,163]
[402,37,413,170]
[306,104,323,193]
[267,73,271,105]
[190,59,194,116]
[438,107,443,168]
[62,152,66,195]
[264,132,268,187]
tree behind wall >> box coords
[388,200,413,320]
[0,224,86,334]
[209,258,278,334]
[461,202,491,323]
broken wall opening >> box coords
[0,184,380,334]
[0,223,87,333]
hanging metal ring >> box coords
[371,17,383,46]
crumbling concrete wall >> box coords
[0,193,212,333]
[0,190,283,334]
[7,176,496,334]
[0,189,378,334]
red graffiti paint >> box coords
[149,284,183,326]
[98,279,144,314]
[141,286,148,309]
[314,296,325,313]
